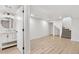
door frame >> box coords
[23,5,30,54]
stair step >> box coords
[62,27,71,39]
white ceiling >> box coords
[31,5,79,21]
[0,5,23,16]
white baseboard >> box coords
[71,39,79,42]
[31,34,50,40]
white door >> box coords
[16,6,24,54]
[16,18,24,53]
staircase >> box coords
[62,27,71,39]
[62,17,72,39]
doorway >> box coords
[62,16,72,39]
[0,5,24,54]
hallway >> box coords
[31,36,79,54]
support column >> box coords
[59,27,62,39]
[53,23,55,39]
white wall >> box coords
[49,23,53,34]
[30,17,49,40]
[54,26,60,35]
[71,18,79,42]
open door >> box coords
[16,19,24,53]
[16,5,30,54]
[16,6,24,54]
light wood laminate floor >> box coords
[0,46,20,54]
[30,36,79,54]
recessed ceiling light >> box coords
[16,16,22,20]
[59,16,62,19]
[31,14,35,17]
[47,19,50,21]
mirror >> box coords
[1,17,14,29]
[1,20,9,28]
